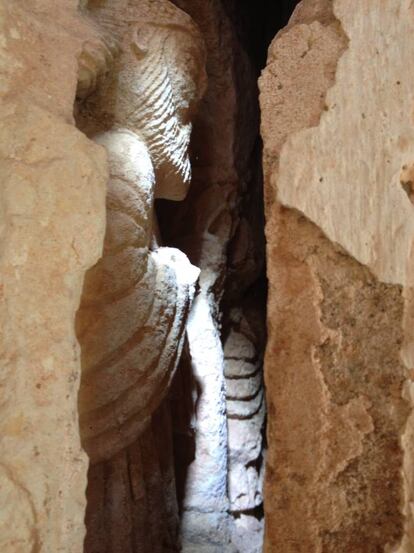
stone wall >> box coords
[5,1,413,552]
[259,1,414,551]
[0,2,107,551]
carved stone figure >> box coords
[156,1,265,550]
[77,0,206,199]
[74,1,206,549]
[76,0,206,465]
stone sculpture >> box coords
[74,1,206,550]
[224,307,265,534]
[158,1,265,550]
[76,0,206,464]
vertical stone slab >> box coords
[260,1,414,551]
[0,2,107,551]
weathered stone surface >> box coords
[77,0,206,201]
[230,514,264,553]
[164,3,247,546]
[225,308,266,516]
[0,1,272,552]
[160,1,266,549]
[74,1,205,551]
[0,1,107,551]
[76,131,200,463]
[260,1,414,551]
[84,401,180,553]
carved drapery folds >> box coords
[77,129,200,463]
[74,1,206,550]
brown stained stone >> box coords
[0,1,107,551]
[265,209,406,552]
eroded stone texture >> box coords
[224,307,265,514]
[160,0,265,550]
[74,1,206,550]
[84,401,180,553]
[76,130,200,464]
[260,1,414,551]
[0,1,107,551]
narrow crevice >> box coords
[5,4,411,553]
[156,2,301,552]
[74,1,300,552]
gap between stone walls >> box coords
[4,2,414,553]
[72,1,299,552]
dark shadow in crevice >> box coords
[157,0,302,547]
[222,0,301,71]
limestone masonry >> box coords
[2,1,414,552]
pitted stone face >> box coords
[0,3,108,551]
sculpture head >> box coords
[75,2,205,463]
[80,0,207,200]
[125,1,207,200]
